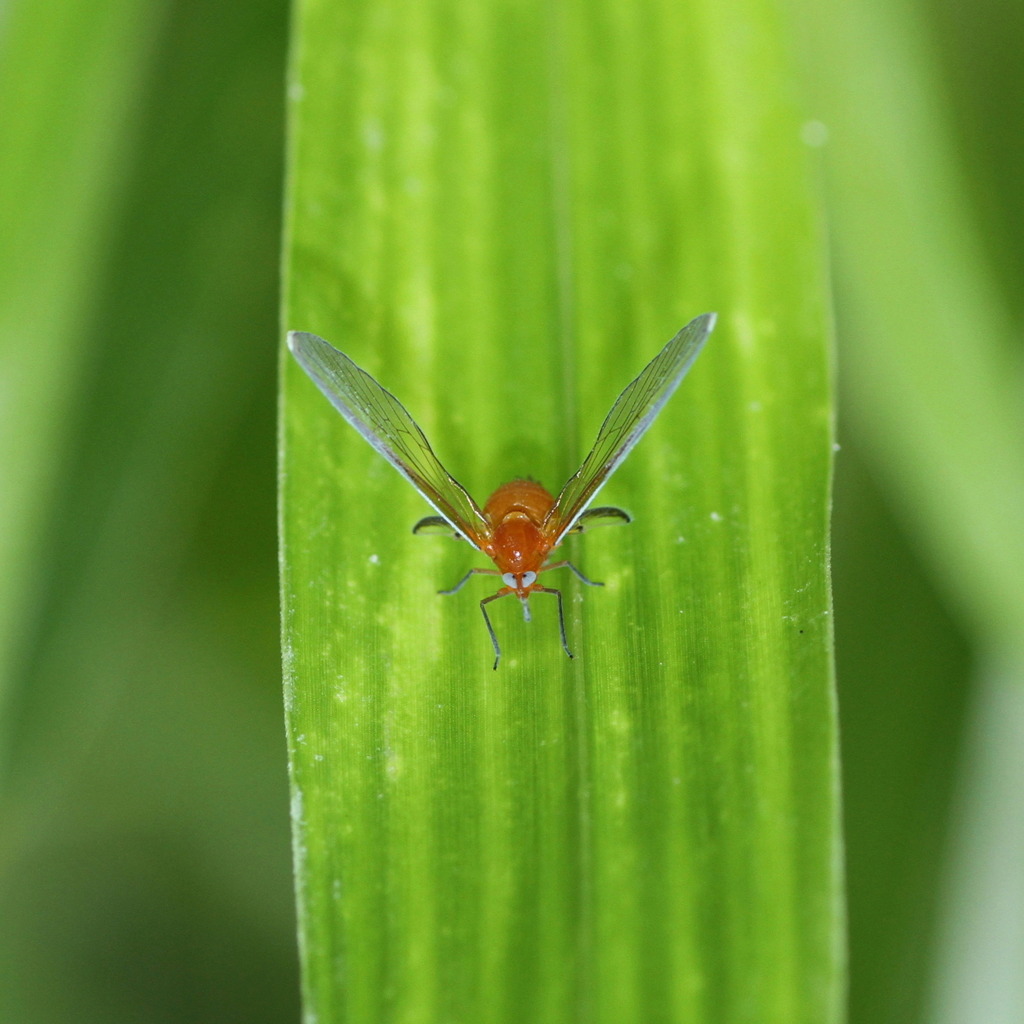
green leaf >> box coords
[791,0,1024,1019]
[0,1,298,1021]
[793,0,1024,654]
[0,0,163,751]
[280,1,839,1021]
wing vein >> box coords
[544,313,716,542]
[288,331,489,543]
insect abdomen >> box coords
[483,479,555,525]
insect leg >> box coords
[532,585,574,661]
[540,560,604,587]
[439,566,501,595]
[480,592,508,670]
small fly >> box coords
[288,312,715,668]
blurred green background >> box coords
[1,0,1020,1023]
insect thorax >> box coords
[490,515,551,574]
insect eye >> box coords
[501,573,516,588]
[522,571,537,587]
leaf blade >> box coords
[280,1,840,1021]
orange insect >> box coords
[288,312,715,668]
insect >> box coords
[288,312,715,668]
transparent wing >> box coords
[288,331,489,543]
[544,312,716,543]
